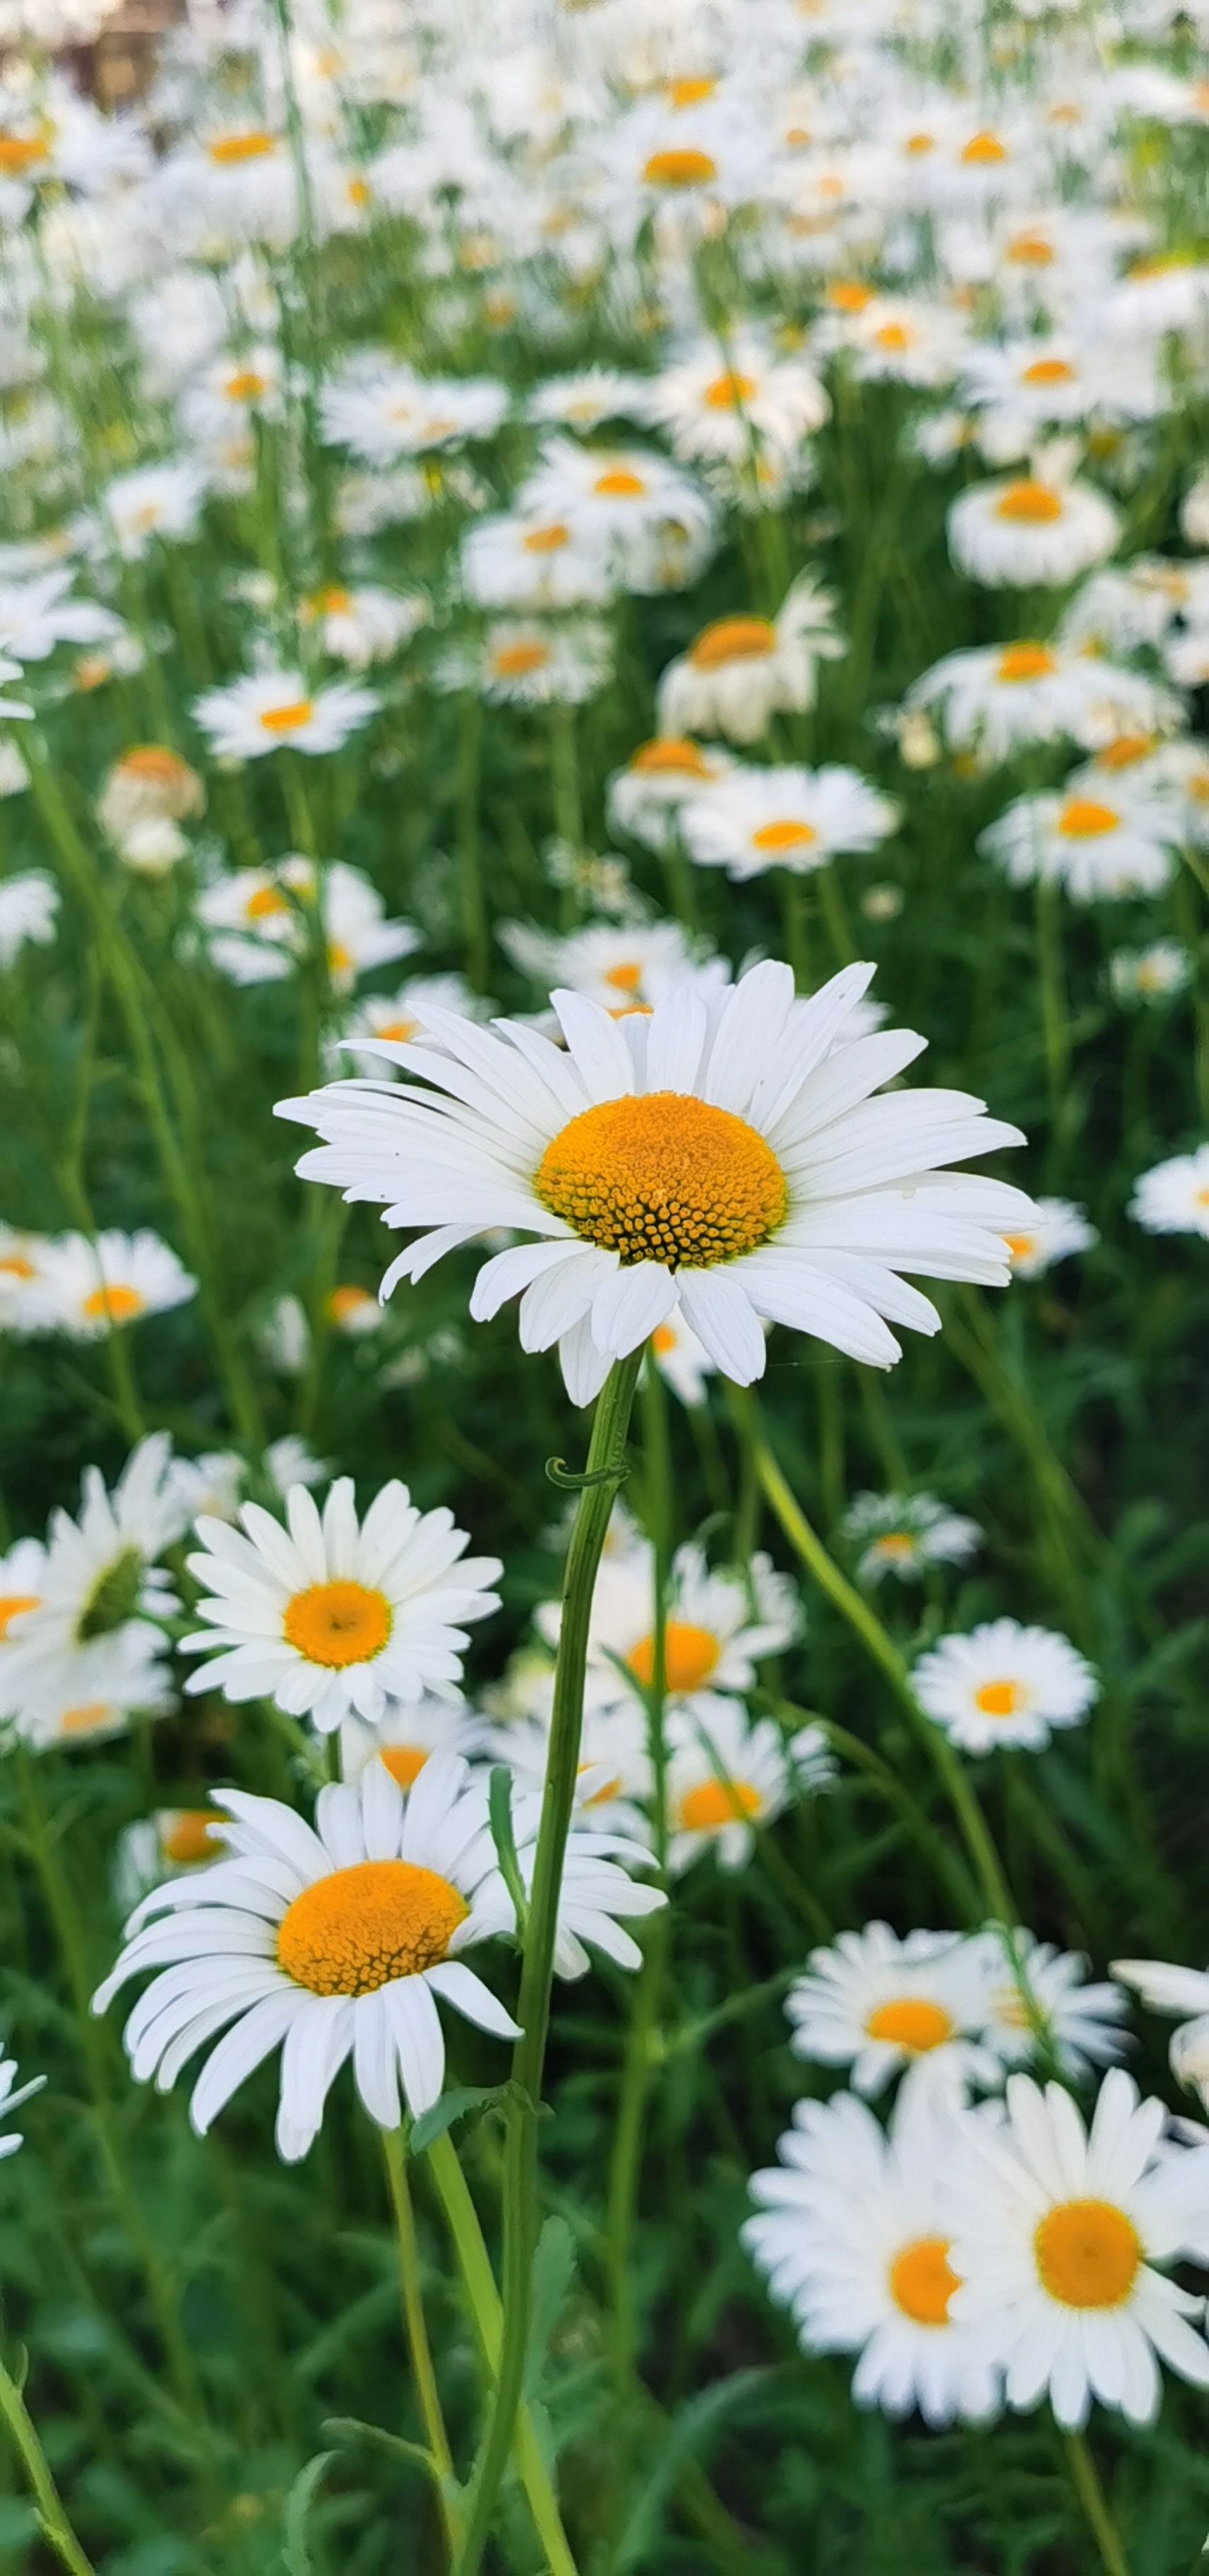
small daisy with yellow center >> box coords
[37,1228,196,1341]
[538,1532,799,1723]
[1108,941,1191,1008]
[840,1489,982,1585]
[191,669,378,761]
[278,957,1032,1407]
[641,329,828,468]
[182,1477,502,1736]
[948,2070,1209,2427]
[339,974,484,1076]
[460,506,616,613]
[657,574,844,744]
[498,919,726,1022]
[298,583,427,668]
[487,1700,653,1847]
[744,2091,1004,2425]
[665,1698,833,1876]
[606,739,737,854]
[977,1936,1127,2080]
[948,463,1120,588]
[338,1694,494,1792]
[680,761,900,881]
[912,1618,1097,1757]
[904,639,1168,765]
[786,1925,1010,2110]
[999,1197,1097,1279]
[1128,1144,1209,1239]
[0,1435,182,1731]
[980,787,1180,901]
[518,437,717,593]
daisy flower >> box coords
[607,737,737,856]
[11,1628,175,1750]
[114,1810,227,1913]
[948,2070,1209,2427]
[0,870,57,967]
[537,1534,799,1718]
[100,460,207,560]
[460,509,614,614]
[786,1925,1008,2109]
[648,1306,716,1407]
[840,1491,982,1585]
[905,640,1172,764]
[181,1477,502,1734]
[744,2090,1003,2426]
[0,1227,61,1333]
[339,977,484,1076]
[97,748,204,856]
[1001,1198,1097,1278]
[277,959,1032,1405]
[1128,1146,1209,1238]
[665,1698,832,1875]
[527,370,651,432]
[448,619,613,708]
[948,468,1120,589]
[912,1619,1098,1757]
[977,1936,1128,2080]
[1109,942,1191,1007]
[191,670,378,760]
[472,1784,666,1979]
[325,1284,383,1337]
[643,330,828,467]
[657,576,844,746]
[1111,1959,1209,2109]
[319,364,508,467]
[298,583,428,669]
[0,1537,47,1652]
[499,918,726,1019]
[93,1757,525,2154]
[0,1434,183,1725]
[0,568,121,664]
[979,789,1179,901]
[37,1229,197,1339]
[680,763,900,881]
[488,1700,653,1844]
[0,2057,44,2159]
[519,438,717,593]
[338,1695,494,1789]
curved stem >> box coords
[453,1352,641,2576]
[381,2130,460,2556]
[1064,2432,1130,2576]
[425,2134,577,2576]
[0,2360,95,2576]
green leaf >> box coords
[282,2449,336,2576]
[322,2416,439,2481]
[613,2371,770,2574]
[410,2083,511,2157]
[487,1765,528,1936]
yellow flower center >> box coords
[703,371,758,408]
[119,745,191,787]
[328,1284,376,1325]
[282,1579,392,1668]
[643,147,717,188]
[1007,232,1054,265]
[1021,357,1076,386]
[82,1282,145,1323]
[0,1254,34,1278]
[593,469,646,498]
[995,479,1064,524]
[224,370,268,401]
[629,737,712,777]
[1097,733,1154,770]
[1003,1231,1035,1262]
[973,1677,1023,1717]
[312,584,352,613]
[375,1014,417,1042]
[209,129,276,162]
[245,883,291,918]
[666,75,715,107]
[904,131,936,155]
[828,280,873,311]
[961,129,1006,163]
[870,1532,915,1561]
[651,1321,677,1353]
[0,133,46,174]
[751,818,818,852]
[997,641,1056,682]
[379,1745,430,1789]
[602,962,644,996]
[347,177,370,207]
[628,1619,720,1693]
[0,1593,39,1638]
[161,1811,220,1865]
[258,699,314,733]
[328,941,353,979]
[888,2236,959,2327]
[873,323,912,352]
[492,641,549,678]
[535,1092,786,1268]
[865,1997,954,2052]
[677,1776,762,1831]
[1057,797,1118,837]
[523,521,571,551]
[1034,2199,1141,2309]
[277,1857,467,1996]
[59,1701,112,1737]
[689,614,775,671]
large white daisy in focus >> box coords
[276,960,1034,1405]
[182,1479,502,1733]
[948,2070,1209,2427]
[93,1757,523,2154]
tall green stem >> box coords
[381,2130,460,2555]
[0,2360,95,2576]
[1064,2432,1130,2576]
[453,1350,642,2576]
[457,692,489,992]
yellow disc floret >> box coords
[629,1619,720,1692]
[889,2236,959,2326]
[534,1092,787,1269]
[282,1580,393,1668]
[1034,2198,1141,2309]
[678,1776,762,1831]
[277,1858,467,1996]
[865,1997,954,2051]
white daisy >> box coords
[518,437,717,593]
[527,370,651,433]
[606,737,737,854]
[460,508,614,613]
[1001,1198,1097,1278]
[97,747,204,852]
[744,2090,1003,2425]
[0,2056,44,2159]
[665,1697,833,1875]
[338,1695,494,1789]
[0,1537,47,1654]
[912,1619,1098,1757]
[92,1756,523,2154]
[786,1925,1008,2109]
[498,919,727,1019]
[657,577,844,745]
[449,619,613,708]
[487,1700,653,1845]
[319,363,508,467]
[298,583,428,669]
[191,670,378,760]
[0,869,57,966]
[1111,1959,1209,2109]
[471,1787,667,1979]
[101,460,207,559]
[680,763,900,881]
[905,640,1173,764]
[1109,942,1191,1006]
[114,1809,227,1912]
[0,1434,182,1725]
[977,1936,1128,2080]
[12,1628,175,1751]
[979,788,1180,900]
[537,1534,799,1719]
[948,469,1120,589]
[948,2070,1209,2427]
[1128,1146,1209,1238]
[36,1228,197,1339]
[276,958,1033,1406]
[840,1490,982,1585]
[339,977,484,1076]
[181,1477,502,1734]
[643,330,828,467]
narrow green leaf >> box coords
[282,2449,336,2576]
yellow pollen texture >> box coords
[282,1579,393,1668]
[678,1776,761,1831]
[629,1619,720,1692]
[1034,2198,1141,2309]
[535,1092,786,1269]
[996,479,1063,524]
[889,2236,959,2327]
[865,1997,954,2051]
[277,1858,467,1996]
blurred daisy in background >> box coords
[680,763,899,881]
[1112,1957,1209,2109]
[912,1619,1097,1755]
[607,736,736,854]
[786,1926,1008,2109]
[840,1490,982,1585]
[37,1229,197,1339]
[948,465,1120,588]
[657,578,843,744]
[980,787,1180,901]
[1001,1198,1097,1278]
[1128,1147,1209,1237]
[0,2056,44,2159]
[191,669,378,759]
[0,870,57,965]
[665,1697,832,1873]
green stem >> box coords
[425,2135,578,2576]
[736,1393,1016,1924]
[381,2130,460,2555]
[607,1918,667,2404]
[453,1351,642,2576]
[0,2361,95,2576]
[457,693,489,992]
[1064,2432,1130,2576]
[817,863,855,967]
